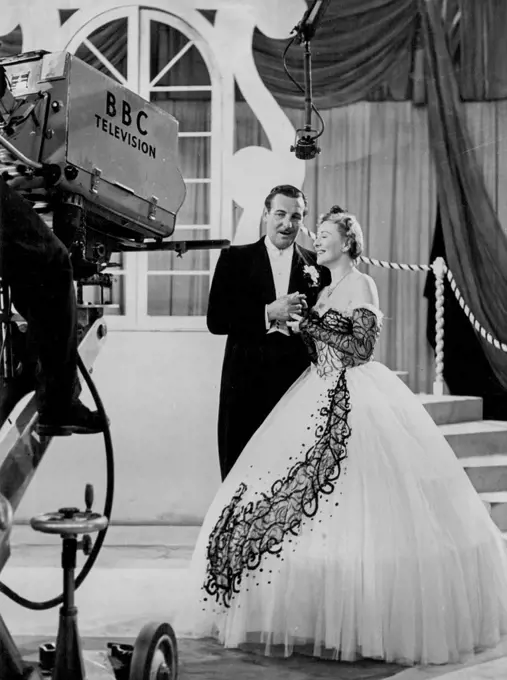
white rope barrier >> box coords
[444,268,507,354]
[300,226,432,272]
[358,256,431,272]
[299,225,507,395]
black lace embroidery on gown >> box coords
[300,307,380,370]
[203,371,350,608]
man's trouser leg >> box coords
[0,179,77,416]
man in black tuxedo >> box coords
[207,185,329,480]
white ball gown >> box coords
[178,303,507,666]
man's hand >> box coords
[4,173,44,192]
[287,312,304,334]
[267,292,306,323]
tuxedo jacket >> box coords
[207,237,330,478]
[207,237,329,342]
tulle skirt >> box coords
[177,362,507,666]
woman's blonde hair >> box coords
[318,206,364,260]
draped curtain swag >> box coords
[421,0,507,389]
[253,0,418,108]
[252,0,507,107]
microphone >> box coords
[291,133,320,161]
[290,41,321,161]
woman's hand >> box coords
[287,312,304,334]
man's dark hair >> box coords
[264,184,308,215]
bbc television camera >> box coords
[0,50,229,679]
[0,49,226,273]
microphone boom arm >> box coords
[303,41,313,133]
[290,37,321,160]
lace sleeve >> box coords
[300,326,318,364]
[300,307,381,365]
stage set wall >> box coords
[4,1,507,526]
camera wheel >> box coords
[129,621,178,680]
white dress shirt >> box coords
[264,236,294,336]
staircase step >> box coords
[440,421,507,458]
[460,454,507,493]
[479,491,507,531]
[480,491,507,503]
[419,394,483,425]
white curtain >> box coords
[286,103,437,392]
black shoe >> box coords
[36,400,108,437]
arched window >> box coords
[65,7,225,330]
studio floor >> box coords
[2,526,507,680]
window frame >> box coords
[135,9,224,331]
[64,6,230,331]
[65,6,141,330]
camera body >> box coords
[0,50,187,254]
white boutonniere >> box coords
[303,264,319,287]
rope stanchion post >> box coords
[431,257,446,396]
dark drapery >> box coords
[252,0,507,108]
[421,0,507,392]
[457,0,507,100]
[424,209,507,417]
[253,0,419,108]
